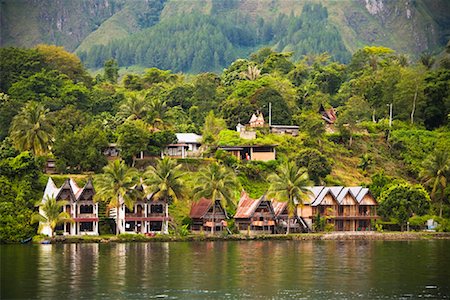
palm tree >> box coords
[421,150,449,217]
[268,161,312,234]
[147,98,168,129]
[94,159,140,235]
[192,162,238,233]
[240,65,261,81]
[143,157,185,234]
[9,101,54,156]
[31,196,72,237]
[118,93,148,121]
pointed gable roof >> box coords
[249,114,257,123]
[42,177,60,202]
[190,198,213,219]
[56,179,76,201]
[311,187,339,206]
[77,178,95,201]
[271,200,287,217]
[305,186,325,204]
[355,188,377,205]
[234,191,260,219]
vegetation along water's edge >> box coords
[30,232,450,244]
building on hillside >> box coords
[319,104,337,124]
[249,112,265,127]
[218,144,276,161]
[238,111,299,139]
[272,200,309,233]
[115,185,169,234]
[190,198,228,233]
[103,143,120,161]
[269,125,299,136]
[234,192,276,234]
[296,186,379,231]
[163,133,202,158]
[40,178,99,236]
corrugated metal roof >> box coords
[190,198,212,219]
[355,187,369,203]
[175,133,202,144]
[234,191,261,219]
[272,200,287,217]
[311,187,340,206]
[349,187,363,200]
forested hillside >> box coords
[1,43,449,241]
[1,0,449,73]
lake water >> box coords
[1,240,449,299]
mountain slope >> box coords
[1,0,449,72]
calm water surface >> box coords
[1,240,449,299]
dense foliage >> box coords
[1,39,450,241]
[78,3,350,72]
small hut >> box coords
[190,198,228,233]
[234,192,276,234]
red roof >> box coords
[271,200,287,217]
[190,198,213,219]
[234,191,261,219]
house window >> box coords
[150,221,162,231]
[150,204,164,214]
[80,205,93,214]
[80,222,93,232]
[125,221,135,232]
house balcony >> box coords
[251,220,275,226]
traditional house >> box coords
[234,192,276,234]
[272,200,309,233]
[297,186,379,232]
[117,186,169,234]
[40,178,99,236]
[319,104,337,124]
[164,133,202,158]
[249,112,265,127]
[190,198,228,233]
[219,145,276,161]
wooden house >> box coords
[298,186,379,232]
[190,198,228,233]
[234,192,276,234]
[272,200,309,233]
[40,178,99,236]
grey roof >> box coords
[176,133,202,144]
[270,125,299,129]
[311,187,338,206]
[355,188,370,203]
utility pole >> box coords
[269,102,272,126]
[388,103,393,128]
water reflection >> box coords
[1,240,449,299]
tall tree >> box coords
[103,59,119,84]
[421,150,450,217]
[9,101,54,156]
[31,196,72,237]
[118,93,149,121]
[94,160,140,235]
[268,161,311,234]
[192,162,238,233]
[143,157,185,234]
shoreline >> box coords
[27,231,450,244]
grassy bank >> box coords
[31,231,450,244]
